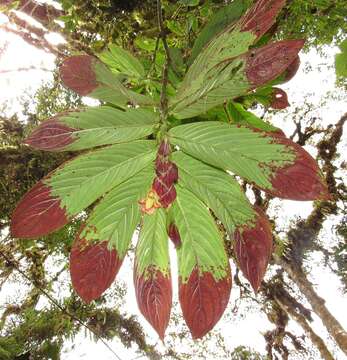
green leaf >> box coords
[335,53,347,77]
[168,47,184,74]
[180,0,199,6]
[60,55,154,108]
[167,20,185,36]
[79,167,154,257]
[25,106,158,151]
[171,32,254,119]
[338,38,347,52]
[134,208,172,339]
[46,140,156,216]
[172,151,255,233]
[226,101,279,132]
[169,122,295,190]
[171,186,229,282]
[170,57,250,119]
[99,44,145,78]
[135,208,170,278]
[171,38,304,119]
[189,0,251,65]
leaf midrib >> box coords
[177,165,238,231]
[172,135,267,164]
[47,149,155,212]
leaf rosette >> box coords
[10,0,329,339]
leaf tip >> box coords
[60,55,98,96]
[234,207,273,292]
[239,0,287,39]
[246,39,305,87]
[270,88,289,110]
[24,118,76,151]
[168,223,181,248]
[70,236,121,302]
[179,268,232,339]
[10,180,69,238]
[134,268,172,339]
[269,137,330,201]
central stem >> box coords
[156,0,171,137]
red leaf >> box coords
[270,88,289,109]
[60,55,98,96]
[283,56,301,83]
[11,0,63,23]
[155,160,178,184]
[246,40,305,87]
[179,267,232,339]
[168,223,181,248]
[158,139,171,157]
[268,135,330,200]
[234,207,273,292]
[239,0,286,39]
[70,236,121,303]
[10,180,69,238]
[25,117,76,151]
[134,268,172,339]
[152,178,177,208]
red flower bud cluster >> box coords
[152,139,178,208]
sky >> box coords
[0,6,347,360]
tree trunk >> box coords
[276,256,347,356]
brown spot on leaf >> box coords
[10,180,69,238]
[70,236,121,303]
[134,267,172,340]
[25,118,76,151]
[246,40,305,87]
[60,55,98,96]
[234,206,273,292]
[179,267,232,339]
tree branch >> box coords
[0,66,52,74]
[0,249,124,360]
[275,294,335,360]
[276,255,347,356]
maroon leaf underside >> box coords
[179,267,232,339]
[10,180,69,238]
[152,177,177,208]
[239,0,286,39]
[60,55,98,96]
[168,223,181,248]
[70,237,122,303]
[270,88,289,109]
[134,268,172,339]
[283,56,301,83]
[25,117,76,151]
[153,144,178,208]
[246,39,305,87]
[234,206,273,292]
[268,135,330,200]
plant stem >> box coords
[156,0,171,133]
